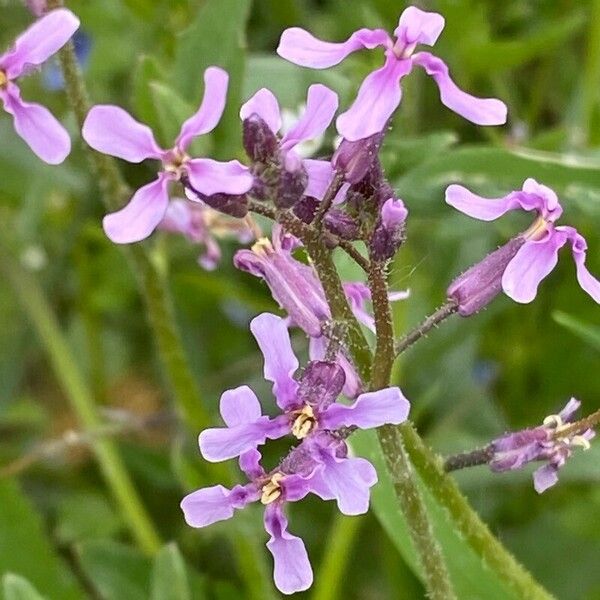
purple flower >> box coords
[0,9,79,163]
[446,178,600,304]
[82,67,253,244]
[158,198,255,270]
[234,226,409,396]
[490,398,595,493]
[199,312,410,463]
[277,6,507,141]
[181,447,315,595]
[370,197,409,261]
[240,84,339,200]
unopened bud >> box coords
[242,115,279,163]
[276,165,308,209]
[332,133,384,184]
[324,210,360,240]
[370,197,408,262]
[447,236,525,316]
[198,193,249,218]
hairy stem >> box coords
[378,425,457,600]
[312,171,345,228]
[401,423,555,600]
[368,261,456,599]
[395,300,458,356]
[2,257,161,555]
[444,446,495,472]
[553,408,600,439]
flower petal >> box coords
[309,449,377,515]
[502,233,568,303]
[180,485,236,527]
[533,464,559,494]
[281,84,338,151]
[82,105,163,162]
[558,397,581,423]
[1,85,70,164]
[102,174,170,244]
[250,313,299,410]
[185,158,253,196]
[320,387,410,430]
[0,9,79,79]
[219,385,262,426]
[199,417,286,462]
[264,504,313,595]
[240,88,282,134]
[176,67,229,150]
[562,227,600,303]
[413,52,507,126]
[277,27,390,69]
[239,448,265,480]
[394,6,445,46]
[445,184,533,221]
[336,54,412,141]
[302,158,335,200]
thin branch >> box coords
[444,446,495,472]
[312,171,345,229]
[395,300,458,356]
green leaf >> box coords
[76,540,151,600]
[0,481,83,600]
[351,430,520,600]
[150,543,193,600]
[2,575,47,600]
[394,146,600,215]
[552,311,600,352]
[173,0,252,158]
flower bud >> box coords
[324,210,360,240]
[293,196,319,224]
[332,133,384,184]
[24,0,46,16]
[447,236,525,316]
[276,165,308,209]
[242,114,279,163]
[370,197,408,262]
[196,192,249,218]
[296,361,346,411]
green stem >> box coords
[581,0,600,144]
[2,257,161,555]
[311,514,362,600]
[368,260,456,599]
[401,422,555,600]
[377,425,457,600]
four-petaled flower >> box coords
[490,398,595,493]
[199,312,410,468]
[277,5,507,141]
[82,67,254,243]
[446,178,600,304]
[0,9,79,163]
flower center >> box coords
[542,414,591,449]
[251,237,274,256]
[163,148,189,179]
[523,215,550,241]
[0,70,7,88]
[391,39,417,60]
[291,405,317,439]
[260,472,284,505]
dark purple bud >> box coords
[324,210,360,240]
[447,236,526,317]
[200,193,249,218]
[242,114,279,163]
[296,361,346,411]
[24,0,46,15]
[332,133,384,184]
[276,165,308,209]
[370,198,408,262]
[293,196,319,224]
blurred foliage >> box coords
[0,0,599,598]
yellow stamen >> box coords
[569,435,591,450]
[251,237,273,255]
[0,70,7,88]
[260,472,284,505]
[543,414,564,429]
[291,405,316,439]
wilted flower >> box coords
[490,398,595,493]
[277,6,507,141]
[446,178,600,304]
[82,67,253,244]
[158,198,255,270]
[198,312,410,462]
[0,9,79,163]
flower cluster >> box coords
[181,313,410,594]
[489,398,595,493]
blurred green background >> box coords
[0,0,599,598]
